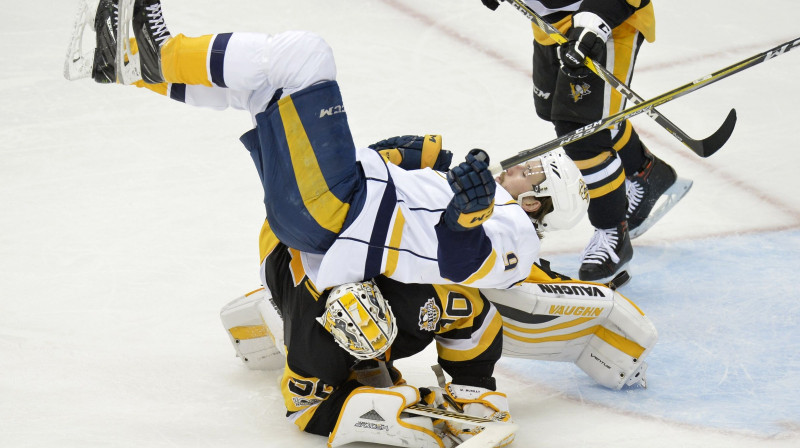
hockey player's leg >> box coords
[132,0,171,84]
[483,280,657,389]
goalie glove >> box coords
[557,11,612,78]
[442,383,514,447]
[328,385,446,448]
[369,134,453,171]
[442,149,496,231]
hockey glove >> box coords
[442,149,496,232]
[557,12,612,78]
[442,383,514,447]
[369,134,453,171]
[480,0,502,11]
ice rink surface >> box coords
[2,0,799,447]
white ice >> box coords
[2,0,799,447]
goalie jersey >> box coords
[258,224,504,436]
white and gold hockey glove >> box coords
[442,383,514,447]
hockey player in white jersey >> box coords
[80,0,590,293]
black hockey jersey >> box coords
[259,221,504,436]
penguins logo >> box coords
[571,82,592,102]
[418,298,441,332]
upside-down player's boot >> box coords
[578,221,633,283]
[132,0,172,83]
[91,0,120,83]
[626,147,693,239]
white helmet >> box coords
[517,148,589,230]
[316,280,398,360]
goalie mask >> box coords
[316,280,398,360]
[517,148,589,230]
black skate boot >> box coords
[91,0,119,83]
[578,221,633,283]
[132,0,172,84]
[626,147,693,239]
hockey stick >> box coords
[404,403,518,448]
[502,0,736,158]
[489,36,800,174]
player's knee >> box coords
[268,30,336,94]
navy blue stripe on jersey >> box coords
[435,224,493,283]
[337,236,438,261]
[168,83,186,103]
[210,33,233,88]
[363,174,397,280]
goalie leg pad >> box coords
[328,385,445,448]
[220,288,285,370]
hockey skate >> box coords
[91,0,120,83]
[132,0,172,84]
[578,221,633,283]
[626,148,693,239]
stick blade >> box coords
[690,108,737,158]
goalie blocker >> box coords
[221,280,656,390]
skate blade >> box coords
[64,0,98,81]
[629,177,693,239]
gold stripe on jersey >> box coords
[278,96,350,234]
[433,284,486,323]
[462,250,498,285]
[259,219,281,263]
[160,34,214,86]
[438,312,502,362]
[532,16,572,46]
[280,365,332,430]
[288,247,306,286]
[609,27,638,115]
[573,151,613,170]
[384,209,406,277]
[589,170,625,198]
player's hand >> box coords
[442,149,496,231]
[480,0,502,11]
[369,134,453,171]
[557,12,611,78]
[442,383,514,445]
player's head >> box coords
[495,148,589,230]
[316,280,398,360]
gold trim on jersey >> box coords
[160,33,214,86]
[437,310,503,362]
[384,208,406,277]
[278,96,350,234]
[259,219,280,263]
[573,151,613,170]
[463,250,498,284]
[589,171,626,198]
